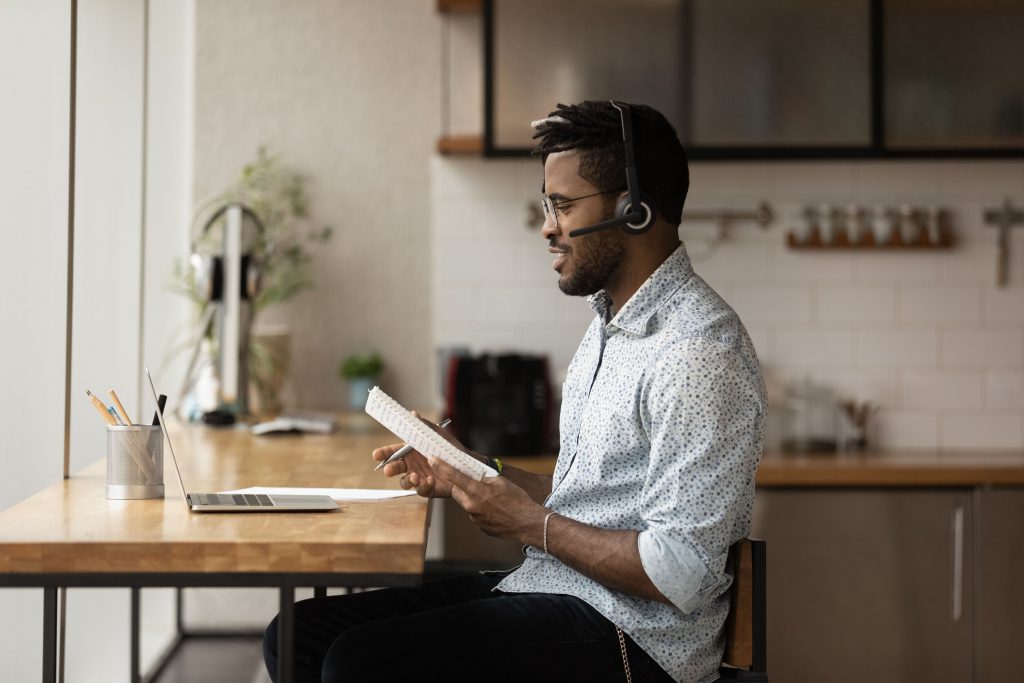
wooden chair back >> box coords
[721,538,767,678]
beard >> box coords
[557,213,627,297]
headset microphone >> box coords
[568,101,657,238]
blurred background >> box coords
[2,0,1023,680]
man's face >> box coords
[541,151,626,297]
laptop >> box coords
[146,366,339,513]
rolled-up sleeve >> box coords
[636,337,764,613]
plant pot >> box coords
[347,377,376,411]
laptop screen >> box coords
[144,365,190,504]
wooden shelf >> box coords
[437,134,484,155]
[786,231,955,250]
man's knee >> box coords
[321,622,392,680]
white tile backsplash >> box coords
[769,162,854,201]
[431,157,1024,451]
[855,328,939,367]
[728,286,812,324]
[769,246,855,283]
[986,371,1024,410]
[852,252,939,284]
[942,328,1024,368]
[984,288,1024,323]
[901,372,984,411]
[774,328,854,367]
[899,286,983,324]
[940,414,1024,450]
[938,161,1024,199]
[815,287,897,324]
[874,410,940,449]
[853,162,943,203]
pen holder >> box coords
[106,425,164,500]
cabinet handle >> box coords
[951,505,964,622]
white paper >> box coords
[221,486,417,501]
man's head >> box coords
[533,101,689,298]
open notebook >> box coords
[364,386,498,481]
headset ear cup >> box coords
[616,193,657,234]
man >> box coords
[264,101,765,682]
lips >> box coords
[548,246,569,272]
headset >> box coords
[567,101,658,238]
[190,203,265,303]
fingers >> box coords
[428,456,476,491]
[383,460,408,477]
[371,444,404,463]
[400,471,437,497]
[449,483,469,508]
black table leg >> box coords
[278,585,295,683]
[43,587,57,683]
[131,587,141,683]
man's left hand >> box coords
[429,457,546,546]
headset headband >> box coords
[568,101,649,237]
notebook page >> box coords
[365,386,497,481]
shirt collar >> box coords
[587,243,694,336]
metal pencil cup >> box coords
[106,425,164,500]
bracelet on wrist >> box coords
[483,456,503,475]
[543,511,557,555]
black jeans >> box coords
[263,573,676,682]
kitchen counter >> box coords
[503,450,1024,487]
[756,450,1024,487]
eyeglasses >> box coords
[540,190,622,229]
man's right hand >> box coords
[371,414,474,499]
[372,442,455,499]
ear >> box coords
[615,191,657,235]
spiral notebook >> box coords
[364,386,498,481]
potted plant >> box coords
[338,353,384,411]
[170,147,332,415]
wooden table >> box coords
[0,415,428,683]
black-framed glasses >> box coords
[540,190,622,228]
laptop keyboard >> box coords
[196,493,274,507]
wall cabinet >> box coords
[481,0,1024,158]
[752,488,1024,683]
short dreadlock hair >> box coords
[531,101,689,226]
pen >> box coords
[152,394,167,426]
[108,406,127,426]
[109,389,132,425]
[375,418,452,471]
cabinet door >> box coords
[689,0,871,147]
[885,0,1024,149]
[752,489,973,683]
[976,488,1024,682]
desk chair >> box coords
[717,538,768,682]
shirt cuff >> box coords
[638,528,717,614]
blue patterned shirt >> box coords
[496,244,766,682]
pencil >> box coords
[86,390,117,426]
[109,389,132,425]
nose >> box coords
[541,208,559,241]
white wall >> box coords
[0,0,192,679]
[0,2,71,680]
[193,0,440,411]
